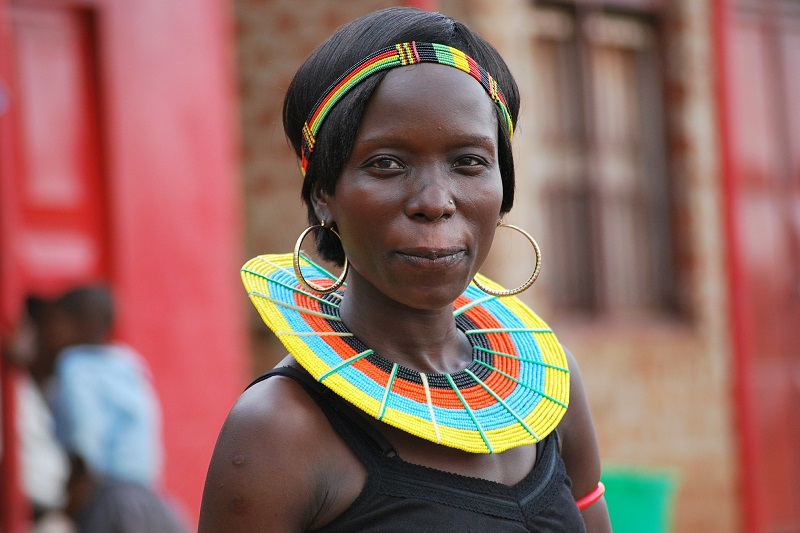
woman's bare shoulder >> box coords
[198,365,337,532]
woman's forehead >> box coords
[359,63,499,138]
[376,62,492,100]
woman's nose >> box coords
[404,169,456,221]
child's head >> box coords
[3,295,46,368]
[50,285,116,347]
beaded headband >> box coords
[300,41,515,176]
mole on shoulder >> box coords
[228,494,250,515]
[232,454,246,466]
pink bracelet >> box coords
[576,481,606,511]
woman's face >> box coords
[318,63,504,310]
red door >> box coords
[717,1,800,531]
[1,0,245,529]
[6,4,109,296]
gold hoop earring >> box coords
[293,222,349,295]
[472,223,542,297]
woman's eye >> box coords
[368,157,403,170]
[453,155,486,168]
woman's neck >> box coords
[338,274,473,375]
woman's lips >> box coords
[395,248,466,269]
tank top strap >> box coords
[247,366,397,459]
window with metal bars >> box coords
[531,5,677,316]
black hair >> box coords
[55,285,115,343]
[282,7,521,265]
[25,295,47,325]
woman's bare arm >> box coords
[559,348,613,532]
[198,377,331,532]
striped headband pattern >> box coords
[300,41,515,176]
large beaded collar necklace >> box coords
[241,253,569,454]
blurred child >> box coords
[3,296,71,531]
[66,454,187,533]
[45,285,163,487]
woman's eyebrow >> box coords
[451,134,497,147]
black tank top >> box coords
[250,367,586,532]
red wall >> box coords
[715,0,800,531]
[0,0,247,528]
[101,0,248,521]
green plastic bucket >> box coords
[601,468,678,533]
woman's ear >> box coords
[310,184,333,224]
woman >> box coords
[200,7,611,532]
